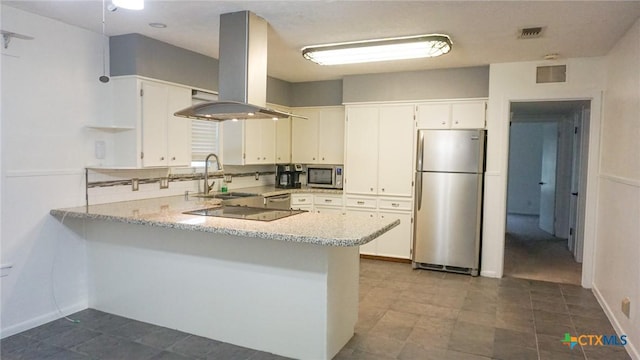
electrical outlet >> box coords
[255,172,260,180]
[131,178,139,191]
[160,177,169,189]
[621,297,631,318]
[224,174,233,183]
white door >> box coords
[345,107,379,195]
[291,109,319,163]
[141,81,169,167]
[318,107,345,164]
[539,122,558,234]
[378,105,414,197]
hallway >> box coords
[504,214,582,285]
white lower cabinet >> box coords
[291,194,314,211]
[313,194,343,214]
[346,195,412,259]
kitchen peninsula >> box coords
[50,195,399,360]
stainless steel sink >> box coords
[193,192,257,200]
[183,205,305,222]
[192,192,264,207]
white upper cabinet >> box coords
[344,107,379,194]
[109,76,192,168]
[291,108,320,163]
[416,100,486,129]
[223,118,276,165]
[345,104,414,196]
[292,106,345,164]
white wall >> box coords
[507,122,543,215]
[0,6,110,337]
[594,17,640,359]
[483,57,605,282]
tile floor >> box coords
[1,259,631,360]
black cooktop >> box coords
[183,205,305,222]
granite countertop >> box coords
[50,193,399,247]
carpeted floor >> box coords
[504,214,582,285]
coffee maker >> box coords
[276,164,302,189]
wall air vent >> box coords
[518,27,545,39]
[536,65,567,83]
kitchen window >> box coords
[190,91,220,166]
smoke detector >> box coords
[518,27,545,39]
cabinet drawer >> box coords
[345,196,377,209]
[314,194,343,207]
[378,198,412,211]
[291,194,313,205]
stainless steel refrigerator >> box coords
[413,129,486,276]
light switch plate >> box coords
[131,178,139,191]
[160,177,169,189]
[621,297,631,318]
[224,174,233,183]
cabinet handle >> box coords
[381,188,385,192]
[322,157,325,160]
[263,157,266,160]
[299,199,306,202]
[313,157,316,160]
[441,121,446,125]
[357,201,365,205]
[370,187,374,192]
[392,203,399,207]
[172,157,176,161]
[160,157,164,160]
[324,199,332,203]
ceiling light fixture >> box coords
[112,0,144,10]
[302,34,452,66]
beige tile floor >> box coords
[504,214,582,285]
[2,259,630,360]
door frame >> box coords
[497,93,601,288]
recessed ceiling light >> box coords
[149,22,167,29]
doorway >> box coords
[504,100,590,285]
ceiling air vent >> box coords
[518,27,545,39]
[536,65,567,83]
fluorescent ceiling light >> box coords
[113,0,144,10]
[302,34,452,65]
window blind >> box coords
[191,92,219,161]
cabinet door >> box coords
[378,105,414,197]
[141,81,169,167]
[260,119,276,163]
[346,208,377,255]
[275,117,291,164]
[244,120,263,163]
[345,107,379,195]
[416,103,451,129]
[167,86,192,166]
[377,211,412,259]
[318,107,345,164]
[451,102,486,129]
[291,108,319,163]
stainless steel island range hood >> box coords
[175,11,294,121]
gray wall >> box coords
[343,66,489,103]
[110,34,219,91]
[291,80,343,107]
[507,122,544,215]
[110,34,487,106]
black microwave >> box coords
[306,165,343,189]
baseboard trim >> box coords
[0,301,88,339]
[359,254,411,264]
[480,270,499,278]
[592,284,639,360]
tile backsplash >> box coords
[87,165,276,205]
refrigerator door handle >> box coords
[416,131,424,171]
[415,172,423,211]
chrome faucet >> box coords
[204,153,223,195]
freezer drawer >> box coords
[413,172,482,274]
